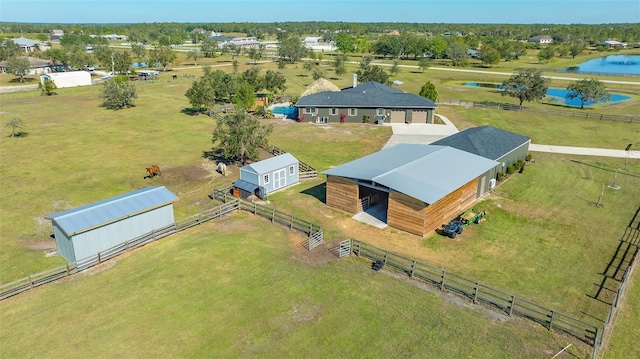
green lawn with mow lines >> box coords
[0,213,590,358]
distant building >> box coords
[528,35,553,44]
[598,40,626,49]
[233,153,300,200]
[50,29,64,41]
[40,71,92,88]
[10,37,50,52]
[0,56,52,75]
[102,34,128,41]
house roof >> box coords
[431,126,530,161]
[323,144,498,204]
[11,37,43,47]
[296,81,437,109]
[0,56,51,68]
[233,179,261,193]
[530,35,552,40]
[243,153,298,175]
[45,186,178,236]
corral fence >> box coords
[437,100,640,124]
[591,207,640,359]
[0,200,239,301]
[212,186,323,250]
[341,239,599,347]
[264,145,318,180]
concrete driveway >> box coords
[382,114,459,149]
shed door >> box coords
[389,110,406,123]
[273,169,286,190]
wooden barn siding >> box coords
[388,191,428,237]
[326,176,360,214]
[424,178,479,234]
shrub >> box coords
[362,114,371,123]
[526,154,533,162]
[516,159,525,169]
[506,165,515,175]
[497,171,506,181]
[340,113,346,123]
[297,115,305,123]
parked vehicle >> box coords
[441,209,486,238]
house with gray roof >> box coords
[10,37,50,52]
[323,144,498,237]
[432,126,531,196]
[295,80,437,124]
[233,153,299,201]
[45,186,178,262]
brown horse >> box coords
[144,165,161,179]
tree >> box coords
[263,70,287,94]
[278,36,307,63]
[390,60,400,75]
[478,46,501,67]
[200,38,218,58]
[150,45,177,71]
[302,60,316,75]
[100,75,138,110]
[6,56,30,82]
[333,53,347,77]
[538,46,555,63]
[312,67,325,80]
[335,32,357,53]
[0,38,21,61]
[233,82,256,111]
[38,78,57,96]
[419,81,438,102]
[426,36,448,59]
[501,69,550,108]
[565,78,611,109]
[211,111,273,165]
[112,51,132,75]
[187,49,203,66]
[418,57,430,73]
[247,45,264,64]
[185,78,215,113]
[4,116,24,137]
[569,43,585,58]
[131,43,147,62]
[356,63,389,84]
[446,42,469,67]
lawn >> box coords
[0,213,592,358]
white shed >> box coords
[40,71,92,88]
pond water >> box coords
[560,55,640,75]
[463,82,631,107]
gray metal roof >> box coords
[296,81,436,109]
[432,126,530,160]
[323,144,498,204]
[233,179,260,192]
[45,186,178,236]
[243,153,298,175]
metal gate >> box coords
[338,239,352,258]
[308,229,323,250]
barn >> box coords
[323,144,498,237]
[432,126,531,197]
[233,153,299,200]
[45,186,178,262]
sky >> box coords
[1,0,638,24]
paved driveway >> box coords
[382,114,459,149]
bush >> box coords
[497,171,506,181]
[362,114,371,123]
[516,159,525,169]
[506,165,515,175]
[526,154,533,162]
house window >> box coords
[305,107,316,114]
[263,174,270,184]
[349,108,357,116]
[377,108,385,116]
[331,108,337,115]
[289,165,295,175]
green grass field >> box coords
[0,213,592,358]
[1,51,639,358]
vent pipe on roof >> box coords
[353,73,357,88]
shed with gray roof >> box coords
[45,186,178,262]
[233,153,299,200]
[323,144,498,237]
[432,126,530,196]
[295,81,436,124]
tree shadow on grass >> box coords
[300,182,326,204]
[181,108,201,116]
[9,78,36,83]
[6,132,29,138]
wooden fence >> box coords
[347,239,600,346]
[212,186,323,249]
[437,100,640,124]
[0,201,239,301]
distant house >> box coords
[303,37,337,52]
[295,79,437,124]
[233,153,300,200]
[323,144,498,237]
[10,37,50,52]
[50,29,64,41]
[102,34,128,41]
[432,126,531,197]
[598,40,626,49]
[40,71,92,88]
[0,56,52,75]
[45,186,178,262]
[528,35,553,44]
[220,36,261,49]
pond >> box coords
[463,82,631,107]
[560,55,640,76]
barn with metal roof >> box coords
[45,186,178,262]
[323,144,498,237]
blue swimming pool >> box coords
[463,82,631,107]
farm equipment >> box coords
[441,209,486,239]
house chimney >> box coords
[353,73,357,88]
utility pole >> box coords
[621,143,632,172]
[111,52,115,76]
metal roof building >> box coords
[323,144,498,237]
[46,186,178,262]
[233,153,299,200]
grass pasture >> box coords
[0,213,591,358]
[1,54,640,358]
